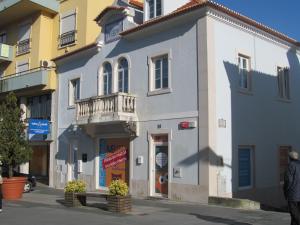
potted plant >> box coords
[0,92,32,200]
[64,180,87,207]
[107,180,131,213]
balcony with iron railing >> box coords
[76,93,137,125]
[59,30,76,47]
[16,39,30,55]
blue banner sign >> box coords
[28,119,49,135]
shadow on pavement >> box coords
[190,213,252,225]
[56,199,108,211]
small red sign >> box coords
[180,121,190,129]
[102,148,127,169]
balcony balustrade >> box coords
[76,93,137,125]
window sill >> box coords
[276,98,291,103]
[148,88,172,96]
[67,105,76,110]
[237,185,254,191]
[16,50,30,56]
[58,42,77,50]
[238,88,253,96]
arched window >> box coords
[103,62,112,95]
[118,58,129,93]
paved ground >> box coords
[0,185,291,225]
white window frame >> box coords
[59,9,77,48]
[238,146,254,190]
[148,0,162,19]
[68,78,80,106]
[277,66,290,100]
[148,51,172,96]
[16,59,30,75]
[238,54,251,91]
[118,57,129,93]
[17,21,31,55]
[102,62,113,96]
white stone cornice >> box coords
[206,9,295,50]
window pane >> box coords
[103,63,112,95]
[162,57,168,88]
[155,59,161,89]
[118,71,123,92]
[75,79,80,100]
[156,0,162,16]
[238,148,251,187]
[149,0,154,18]
[124,70,129,93]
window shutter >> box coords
[18,23,30,41]
[16,59,29,73]
[61,9,76,34]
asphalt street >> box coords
[0,185,291,225]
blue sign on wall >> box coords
[28,119,49,135]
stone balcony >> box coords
[76,93,137,125]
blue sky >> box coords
[212,0,300,41]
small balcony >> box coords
[0,67,51,93]
[16,39,30,55]
[76,93,137,125]
[0,43,13,62]
[59,31,76,47]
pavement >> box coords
[0,184,291,225]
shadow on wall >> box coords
[190,213,252,225]
[178,147,231,169]
[55,124,94,187]
[223,46,300,208]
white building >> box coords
[53,0,300,208]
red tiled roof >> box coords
[94,6,125,22]
[121,0,299,45]
[129,0,143,10]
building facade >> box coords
[0,0,116,187]
[57,0,299,207]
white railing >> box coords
[76,93,136,121]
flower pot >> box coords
[64,192,86,207]
[2,177,26,200]
[107,195,132,213]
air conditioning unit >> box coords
[40,60,53,68]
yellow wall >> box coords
[0,0,142,93]
[53,0,114,57]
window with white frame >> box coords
[153,54,169,90]
[0,32,7,44]
[103,63,112,95]
[149,0,162,19]
[118,58,129,93]
[69,78,80,106]
[60,9,76,47]
[238,146,254,188]
[238,54,251,90]
[277,67,290,99]
[16,59,29,75]
[17,23,31,55]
